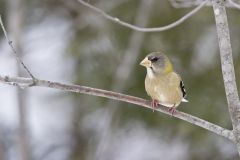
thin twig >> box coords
[0,15,36,80]
[0,75,235,141]
[228,0,240,9]
[77,0,208,32]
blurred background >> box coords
[0,0,240,159]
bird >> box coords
[140,52,188,115]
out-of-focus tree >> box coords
[7,0,32,160]
[1,0,240,160]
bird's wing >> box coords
[174,73,188,102]
[180,80,188,102]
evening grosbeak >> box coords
[140,52,188,114]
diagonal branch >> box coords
[0,15,36,80]
[77,0,208,32]
[228,0,240,9]
[0,75,235,141]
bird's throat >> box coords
[147,67,155,79]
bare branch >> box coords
[228,0,240,9]
[169,0,237,8]
[0,75,235,141]
[212,0,240,155]
[77,0,208,32]
[0,15,36,80]
[169,0,211,8]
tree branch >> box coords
[0,75,235,141]
[77,0,208,32]
[212,0,240,155]
[169,0,237,8]
[0,15,36,80]
[228,0,240,9]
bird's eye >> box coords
[150,57,158,62]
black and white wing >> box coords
[180,80,188,102]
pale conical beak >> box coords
[140,57,151,67]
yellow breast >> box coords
[145,72,182,107]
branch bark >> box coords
[212,0,240,156]
[0,75,234,141]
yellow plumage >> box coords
[140,52,187,114]
[145,72,182,107]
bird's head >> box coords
[140,52,173,75]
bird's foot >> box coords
[151,99,158,112]
[168,106,176,116]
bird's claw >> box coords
[168,106,176,116]
[151,99,158,112]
